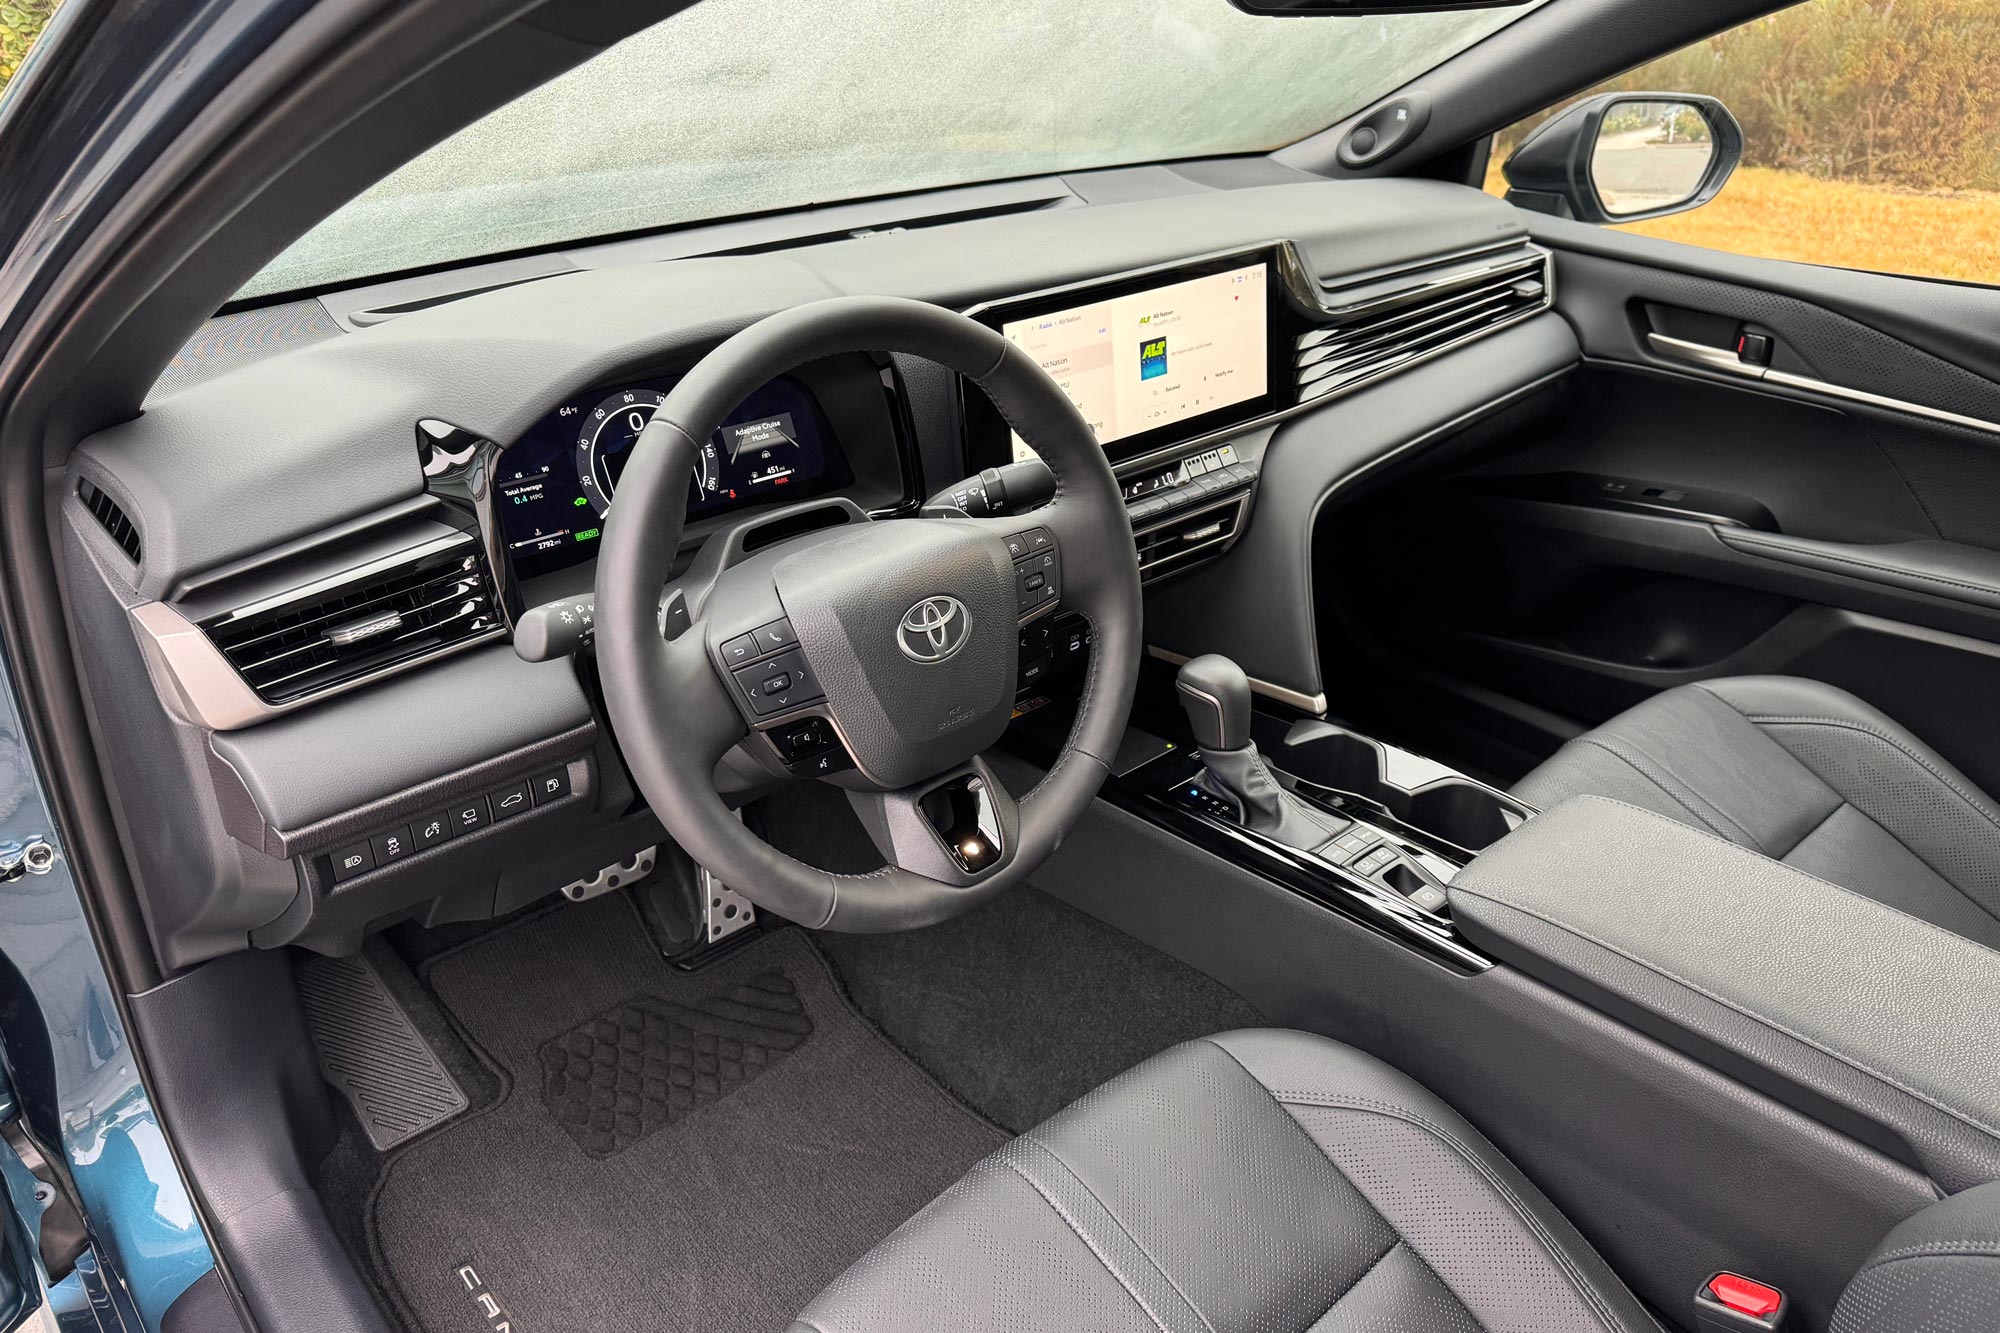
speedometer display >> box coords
[496,374,838,581]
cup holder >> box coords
[1261,718,1531,857]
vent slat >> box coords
[198,538,500,705]
[1292,254,1548,407]
[78,481,142,563]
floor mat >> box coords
[365,896,1005,1333]
[816,885,1265,1132]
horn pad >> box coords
[773,521,1019,790]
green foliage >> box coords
[1,0,61,90]
[1500,0,2000,193]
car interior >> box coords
[5,0,2000,1330]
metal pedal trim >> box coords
[561,846,656,902]
[700,867,757,944]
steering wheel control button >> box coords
[531,768,571,805]
[719,633,759,667]
[414,812,454,849]
[733,647,822,716]
[331,840,375,881]
[449,797,491,835]
[1015,548,1060,614]
[753,618,798,652]
[370,826,414,867]
[1003,533,1030,559]
[1021,527,1054,552]
[489,779,533,821]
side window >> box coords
[1487,1,2000,284]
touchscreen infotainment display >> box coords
[1001,262,1269,462]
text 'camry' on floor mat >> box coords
[539,971,812,1158]
[364,895,1005,1333]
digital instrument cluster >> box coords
[498,375,838,580]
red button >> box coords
[1708,1273,1783,1318]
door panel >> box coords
[1328,226,2000,797]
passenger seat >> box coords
[1513,676,2000,949]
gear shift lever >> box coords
[1175,655,1345,850]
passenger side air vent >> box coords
[1135,492,1251,584]
[1296,251,1551,405]
[78,479,142,563]
[198,534,501,705]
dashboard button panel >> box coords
[320,759,585,886]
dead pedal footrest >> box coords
[298,952,469,1151]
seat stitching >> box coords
[1778,799,1848,862]
[1311,1237,1402,1326]
[1744,715,2000,835]
[1197,1040,1641,1333]
[1572,736,1753,846]
[1263,1091,1643,1333]
[1449,875,2000,1138]
[995,1149,1183,1333]
[1863,1239,2000,1264]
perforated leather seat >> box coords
[1514,676,2000,949]
[791,1028,2000,1333]
[790,1029,1664,1333]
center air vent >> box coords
[1296,251,1550,405]
[199,534,501,705]
[1135,493,1251,584]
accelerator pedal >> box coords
[297,951,469,1151]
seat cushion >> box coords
[1513,676,2000,949]
[789,1029,1660,1333]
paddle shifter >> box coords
[1175,655,1346,850]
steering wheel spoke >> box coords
[846,755,1021,887]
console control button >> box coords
[531,768,571,805]
[1330,829,1378,857]
[489,779,533,821]
[753,618,797,652]
[370,825,414,866]
[414,812,454,848]
[449,796,491,835]
[331,840,375,882]
[719,633,760,667]
[1405,884,1448,913]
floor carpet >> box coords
[362,895,1004,1333]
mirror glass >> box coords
[1589,100,1716,216]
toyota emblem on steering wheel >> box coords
[897,596,971,664]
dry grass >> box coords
[1485,162,2000,285]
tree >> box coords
[1,1,63,91]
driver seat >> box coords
[790,1028,1661,1332]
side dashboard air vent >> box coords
[78,480,142,563]
[199,535,501,705]
[1296,251,1551,405]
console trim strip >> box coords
[1147,644,1326,715]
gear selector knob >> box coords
[1176,654,1253,752]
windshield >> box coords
[239,0,1548,300]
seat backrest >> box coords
[1833,1180,2000,1331]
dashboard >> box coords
[496,373,846,580]
[65,175,1573,965]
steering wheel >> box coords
[594,296,1142,931]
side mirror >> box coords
[1502,93,1742,224]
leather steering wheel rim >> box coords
[595,295,1142,931]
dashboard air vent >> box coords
[1135,493,1251,584]
[1296,251,1550,405]
[199,534,501,705]
[78,480,142,563]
